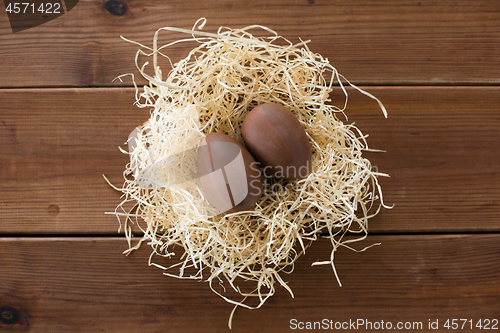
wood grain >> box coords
[1,2,498,332]
[0,0,499,87]
[1,87,499,234]
[0,88,148,234]
[343,86,500,233]
[1,235,499,332]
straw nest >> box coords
[108,18,390,324]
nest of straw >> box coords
[109,18,389,321]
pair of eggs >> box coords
[197,103,312,214]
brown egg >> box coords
[242,103,312,180]
[197,133,263,214]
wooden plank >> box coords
[1,87,499,234]
[0,87,500,234]
[344,86,500,233]
[0,0,499,87]
[1,235,499,332]
[0,88,148,234]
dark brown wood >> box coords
[1,235,499,332]
[1,87,499,234]
[1,2,498,332]
[0,88,148,234]
[0,0,499,87]
[343,86,500,233]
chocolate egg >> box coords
[242,103,312,180]
[197,133,263,214]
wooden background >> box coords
[1,0,499,332]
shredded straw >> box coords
[107,18,390,328]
